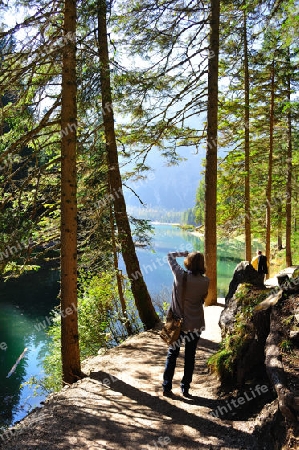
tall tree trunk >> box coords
[243,6,251,262]
[60,0,82,384]
[294,191,298,233]
[109,203,133,335]
[285,49,293,267]
[277,198,283,250]
[265,60,275,277]
[204,0,219,306]
[97,0,159,329]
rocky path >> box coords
[0,300,271,450]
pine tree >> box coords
[204,0,220,306]
[60,0,83,384]
[97,0,159,329]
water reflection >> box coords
[0,303,27,427]
[0,268,59,428]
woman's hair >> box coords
[184,252,206,275]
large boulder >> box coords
[225,260,265,304]
[215,261,272,384]
[217,267,299,424]
[217,283,270,384]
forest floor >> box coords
[0,298,295,450]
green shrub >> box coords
[280,339,294,354]
[34,271,141,393]
[207,333,245,382]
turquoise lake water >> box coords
[134,223,245,298]
[0,271,59,429]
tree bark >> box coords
[265,307,299,422]
[243,5,251,262]
[204,0,219,306]
[109,203,133,335]
[60,0,82,384]
[97,0,159,329]
[265,59,275,277]
[277,198,283,250]
[285,49,293,267]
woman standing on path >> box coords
[162,251,209,398]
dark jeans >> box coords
[162,331,200,393]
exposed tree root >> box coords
[265,307,299,423]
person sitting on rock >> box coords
[251,250,269,280]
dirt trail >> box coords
[0,300,270,449]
